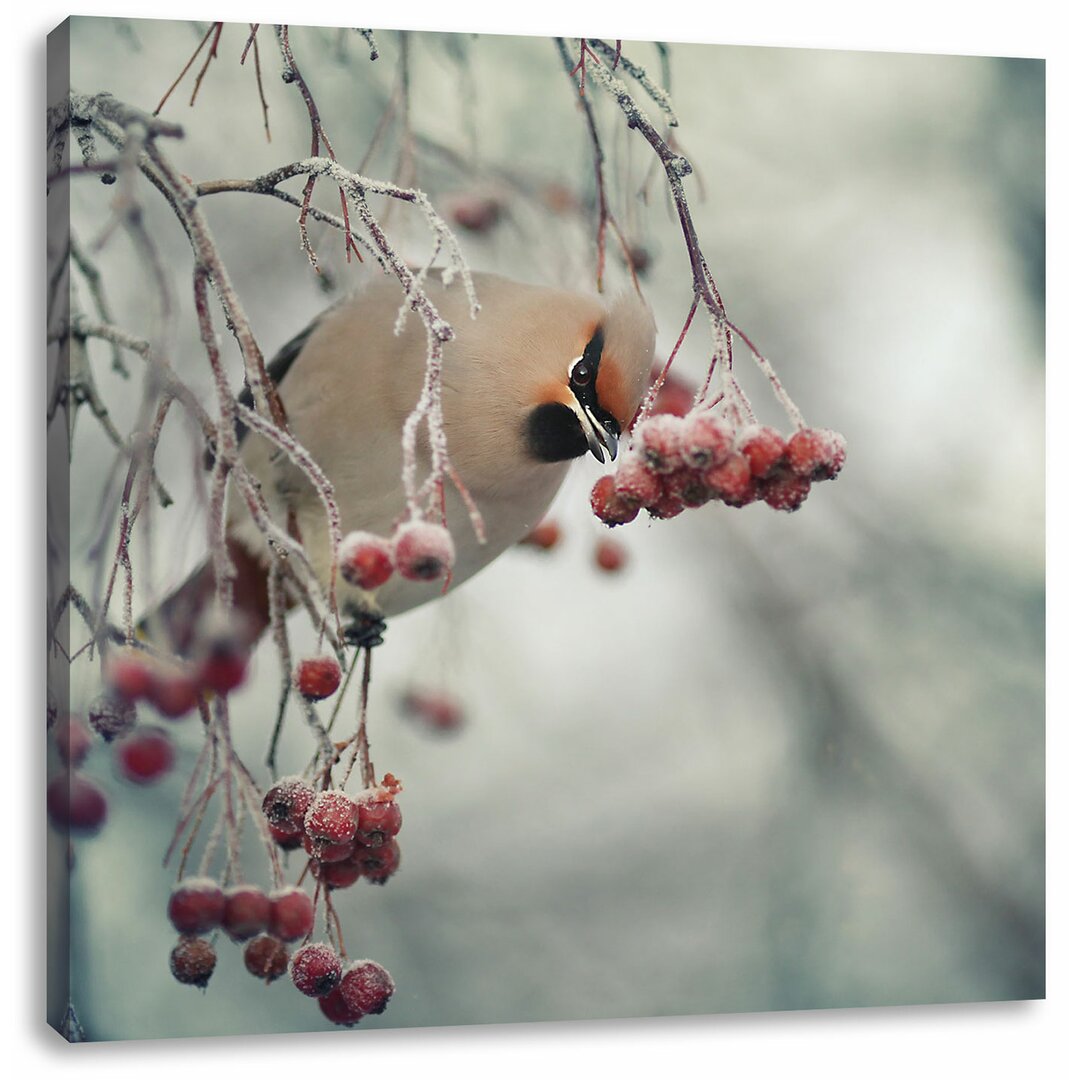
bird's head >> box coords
[522,289,656,465]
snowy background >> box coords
[52,17,1043,1040]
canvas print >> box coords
[46,17,1045,1041]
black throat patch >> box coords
[525,402,589,462]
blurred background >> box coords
[52,17,1043,1040]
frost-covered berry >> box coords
[738,425,787,479]
[760,468,812,512]
[666,468,712,509]
[305,790,359,844]
[262,775,315,832]
[269,886,315,942]
[645,490,685,520]
[338,531,395,590]
[303,833,356,864]
[268,821,304,850]
[115,727,174,784]
[146,664,201,719]
[104,648,154,702]
[679,411,734,470]
[612,453,664,508]
[594,537,628,573]
[519,520,562,551]
[355,794,402,848]
[318,984,366,1027]
[55,716,93,768]
[787,427,847,481]
[290,942,343,998]
[243,934,289,982]
[703,453,756,507]
[167,878,225,935]
[46,773,107,834]
[88,693,136,742]
[294,657,342,701]
[222,885,272,942]
[590,474,639,527]
[337,959,395,1017]
[354,839,401,885]
[392,521,455,582]
[316,857,364,891]
[169,936,216,988]
[636,414,685,474]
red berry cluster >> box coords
[337,521,456,593]
[165,875,316,990]
[104,629,249,721]
[592,414,846,526]
[261,775,403,890]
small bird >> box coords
[152,271,656,651]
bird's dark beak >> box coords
[583,405,620,462]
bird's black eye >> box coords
[571,360,592,387]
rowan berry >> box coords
[354,839,401,885]
[392,521,455,582]
[338,959,395,1017]
[167,878,225,935]
[290,942,343,998]
[169,936,216,988]
[243,934,289,983]
[739,425,787,479]
[146,664,201,719]
[612,453,664,508]
[268,822,304,850]
[88,693,136,742]
[679,411,734,470]
[115,727,174,784]
[401,689,464,732]
[222,885,272,942]
[294,657,342,701]
[519,520,562,550]
[787,427,847,481]
[104,648,154,702]
[303,833,356,864]
[46,773,107,834]
[318,985,365,1027]
[703,453,756,507]
[636,414,684,474]
[262,775,315,832]
[315,858,364,891]
[355,794,402,848]
[590,474,639,526]
[195,633,249,696]
[448,193,502,232]
[338,531,395,590]
[594,538,628,573]
[305,790,360,844]
[269,886,315,942]
[760,468,813,512]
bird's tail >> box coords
[139,538,272,656]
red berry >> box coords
[55,716,93,768]
[448,193,502,232]
[268,821,304,850]
[87,694,136,742]
[401,689,464,733]
[787,427,847,481]
[679,411,735,470]
[645,366,695,419]
[294,657,342,701]
[703,453,756,507]
[739,425,787,479]
[243,934,289,982]
[665,468,712,509]
[104,648,155,702]
[269,886,315,942]
[645,490,685,520]
[392,521,455,582]
[167,878,225,935]
[146,664,201,719]
[116,727,174,784]
[46,773,107,834]
[338,959,395,1017]
[262,775,315,831]
[319,984,366,1027]
[590,474,639,527]
[170,936,216,988]
[355,794,402,848]
[316,858,365,891]
[760,468,813,512]
[354,839,401,885]
[305,790,359,843]
[304,833,356,864]
[594,538,628,573]
[290,942,343,998]
[195,641,248,696]
[519,520,562,550]
[612,453,664,507]
[338,531,394,590]
[222,885,272,942]
[636,414,685,474]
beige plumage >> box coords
[157,271,656,648]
